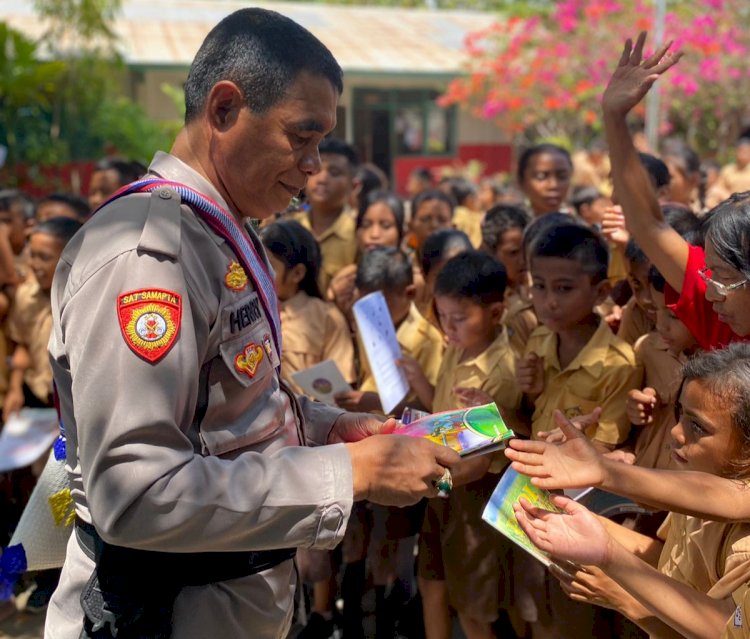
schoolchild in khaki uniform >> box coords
[401,251,521,639]
[480,203,537,357]
[5,218,82,418]
[293,138,359,294]
[517,221,640,639]
[259,219,355,395]
[441,177,483,248]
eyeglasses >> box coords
[698,266,749,297]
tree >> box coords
[439,0,750,157]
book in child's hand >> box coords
[482,468,561,566]
[394,403,514,458]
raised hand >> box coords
[626,387,658,426]
[517,352,545,396]
[601,206,629,248]
[602,31,683,118]
[513,494,610,566]
[505,409,607,489]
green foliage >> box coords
[33,0,121,45]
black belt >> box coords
[75,518,295,638]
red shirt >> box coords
[664,244,741,350]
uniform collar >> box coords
[458,327,510,377]
[541,320,615,378]
[148,151,232,215]
[282,291,309,313]
[304,207,355,242]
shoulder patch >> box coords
[117,288,182,363]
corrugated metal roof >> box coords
[0,0,497,74]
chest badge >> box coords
[224,261,248,292]
[117,289,181,363]
[235,342,264,378]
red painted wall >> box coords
[393,143,512,195]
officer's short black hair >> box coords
[434,251,507,305]
[32,216,82,245]
[528,222,609,284]
[319,138,359,171]
[481,204,531,252]
[356,247,413,293]
[184,8,343,122]
[38,193,90,220]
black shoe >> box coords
[299,612,335,639]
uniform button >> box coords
[158,189,171,199]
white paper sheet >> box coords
[291,359,353,406]
[352,291,409,414]
[0,408,58,472]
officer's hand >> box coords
[328,412,396,444]
[346,435,460,507]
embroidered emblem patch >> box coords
[224,261,249,292]
[117,289,182,363]
[262,333,273,358]
[235,342,264,378]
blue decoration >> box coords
[0,545,28,600]
[53,434,66,461]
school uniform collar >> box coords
[542,320,613,378]
[282,291,310,313]
[304,207,355,242]
[397,304,432,346]
[457,327,511,377]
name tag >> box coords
[225,294,263,336]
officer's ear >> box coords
[206,81,244,131]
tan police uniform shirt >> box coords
[359,303,444,412]
[280,290,356,395]
[293,208,358,295]
[525,321,640,445]
[658,513,750,604]
[45,152,355,639]
[618,296,655,346]
[632,332,684,470]
[7,276,53,402]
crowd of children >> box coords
[5,29,750,639]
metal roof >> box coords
[0,0,497,74]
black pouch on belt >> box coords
[76,519,296,639]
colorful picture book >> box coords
[394,403,514,458]
[482,468,561,566]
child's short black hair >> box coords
[356,247,413,293]
[32,216,82,245]
[260,219,322,299]
[528,222,609,283]
[647,265,667,293]
[318,138,359,171]
[94,157,147,185]
[411,189,456,218]
[38,193,90,220]
[440,177,477,207]
[434,250,507,305]
[639,152,671,189]
[481,204,531,252]
[0,189,34,220]
[522,212,588,253]
[420,229,472,277]
[570,186,604,216]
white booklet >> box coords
[291,359,352,406]
[0,408,59,472]
[352,291,409,414]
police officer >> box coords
[45,9,458,638]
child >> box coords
[259,220,355,396]
[661,139,702,210]
[293,138,359,293]
[401,250,521,639]
[720,137,750,195]
[480,204,537,356]
[335,246,443,415]
[570,186,612,228]
[35,193,90,224]
[327,190,405,319]
[87,157,146,211]
[441,176,483,248]
[627,267,699,471]
[516,143,573,217]
[5,217,82,419]
[515,343,750,639]
[415,228,472,326]
[406,189,454,254]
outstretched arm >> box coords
[506,410,750,521]
[515,496,735,639]
[603,32,688,293]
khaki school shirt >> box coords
[617,297,655,346]
[359,303,444,412]
[632,332,684,470]
[525,321,640,445]
[658,513,750,603]
[721,163,750,196]
[452,205,483,248]
[433,327,520,414]
[280,291,356,395]
[503,288,538,358]
[293,208,358,294]
[45,151,354,639]
[7,276,53,402]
